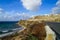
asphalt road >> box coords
[46,22,60,40]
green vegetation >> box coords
[26,34,38,40]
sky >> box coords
[0,0,60,21]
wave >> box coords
[2,30,9,33]
[0,27,23,38]
[0,31,15,38]
[0,30,14,34]
[0,28,22,33]
[12,27,23,31]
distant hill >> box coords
[28,14,60,22]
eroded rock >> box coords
[0,21,46,40]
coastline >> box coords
[0,19,60,40]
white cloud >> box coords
[52,7,60,14]
[56,0,60,6]
[0,10,30,21]
[51,0,60,14]
[0,8,3,11]
[21,0,42,11]
[15,12,31,20]
[14,12,30,17]
[0,8,31,21]
[0,8,4,13]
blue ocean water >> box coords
[0,21,23,37]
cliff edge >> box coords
[0,20,46,40]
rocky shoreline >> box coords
[0,20,47,40]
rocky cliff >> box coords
[0,20,46,40]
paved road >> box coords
[46,22,60,40]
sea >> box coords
[0,21,23,37]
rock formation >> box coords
[0,21,46,40]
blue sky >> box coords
[0,0,59,21]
